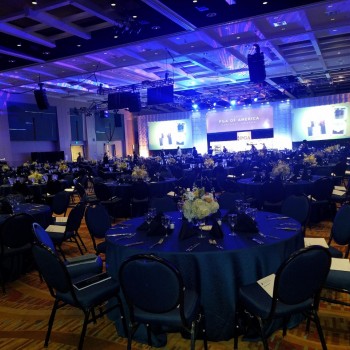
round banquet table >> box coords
[103,178,178,198]
[237,176,324,204]
[106,210,304,342]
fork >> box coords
[258,232,280,240]
[114,233,136,241]
[150,237,165,248]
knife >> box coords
[276,227,299,231]
[125,241,144,247]
[186,243,200,252]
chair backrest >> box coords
[131,181,150,200]
[32,222,56,252]
[31,242,74,296]
[46,180,62,195]
[261,180,286,203]
[85,203,111,239]
[330,204,350,245]
[271,246,331,315]
[119,254,185,317]
[311,177,334,201]
[217,191,244,210]
[51,191,71,215]
[281,194,310,225]
[149,196,177,214]
[93,182,111,201]
[0,213,35,249]
[65,202,86,232]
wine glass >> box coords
[197,218,206,239]
[145,212,152,227]
[228,214,237,236]
[177,201,184,218]
[161,216,170,237]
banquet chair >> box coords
[85,203,111,255]
[32,222,102,278]
[321,268,350,307]
[149,196,177,214]
[327,204,350,258]
[233,246,331,350]
[45,202,87,259]
[31,242,127,350]
[51,191,71,217]
[309,177,334,224]
[217,191,245,211]
[130,181,150,217]
[119,254,208,350]
[281,194,310,235]
[0,213,35,293]
[74,181,98,205]
[93,182,122,220]
[261,180,286,213]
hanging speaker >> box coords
[247,44,266,83]
[34,87,49,110]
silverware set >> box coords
[186,243,200,252]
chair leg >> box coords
[45,300,59,347]
[78,310,90,350]
[257,317,269,350]
[190,321,196,350]
[76,232,88,252]
[312,310,328,350]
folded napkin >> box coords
[210,220,223,239]
[234,213,259,233]
[137,212,166,236]
[178,220,197,240]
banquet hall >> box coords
[1,1,350,350]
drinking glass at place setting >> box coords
[177,201,184,217]
[235,199,243,214]
[161,215,170,237]
[145,212,153,226]
[197,218,206,239]
[228,214,237,236]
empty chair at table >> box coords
[261,179,286,213]
[31,241,127,350]
[130,181,150,217]
[119,254,207,350]
[149,196,177,214]
[233,246,331,350]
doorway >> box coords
[71,145,84,162]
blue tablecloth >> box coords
[106,210,303,341]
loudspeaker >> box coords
[114,114,123,127]
[147,85,174,105]
[108,92,141,112]
[247,52,266,83]
[34,89,49,110]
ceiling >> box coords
[1,0,350,114]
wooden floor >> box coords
[0,210,349,350]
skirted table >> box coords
[106,210,303,342]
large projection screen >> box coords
[148,119,193,150]
[292,103,350,142]
[206,106,273,133]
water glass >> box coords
[228,214,237,236]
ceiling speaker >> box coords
[247,44,266,83]
[34,87,49,110]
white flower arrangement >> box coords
[204,157,214,168]
[324,144,340,153]
[58,162,69,172]
[182,187,219,222]
[28,171,43,183]
[167,157,176,165]
[271,160,291,178]
[43,163,50,170]
[131,166,148,180]
[303,154,317,166]
[1,164,10,172]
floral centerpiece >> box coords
[23,161,30,167]
[182,187,219,222]
[303,154,317,166]
[58,161,69,172]
[131,166,148,181]
[167,157,176,165]
[271,160,291,179]
[204,157,214,168]
[1,164,10,172]
[115,160,128,171]
[324,144,340,153]
[28,171,43,183]
[43,163,50,170]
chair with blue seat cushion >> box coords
[31,242,127,350]
[45,202,87,258]
[85,203,111,255]
[149,196,177,214]
[32,222,102,278]
[281,194,310,236]
[322,268,350,307]
[233,246,331,350]
[327,204,350,258]
[119,253,208,350]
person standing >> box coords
[177,146,182,156]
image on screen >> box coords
[292,103,350,142]
[148,119,193,150]
[206,105,273,133]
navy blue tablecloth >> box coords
[106,210,303,342]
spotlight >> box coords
[230,100,236,106]
[192,103,198,110]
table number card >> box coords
[304,237,329,248]
[257,273,275,298]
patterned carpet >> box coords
[0,214,349,350]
